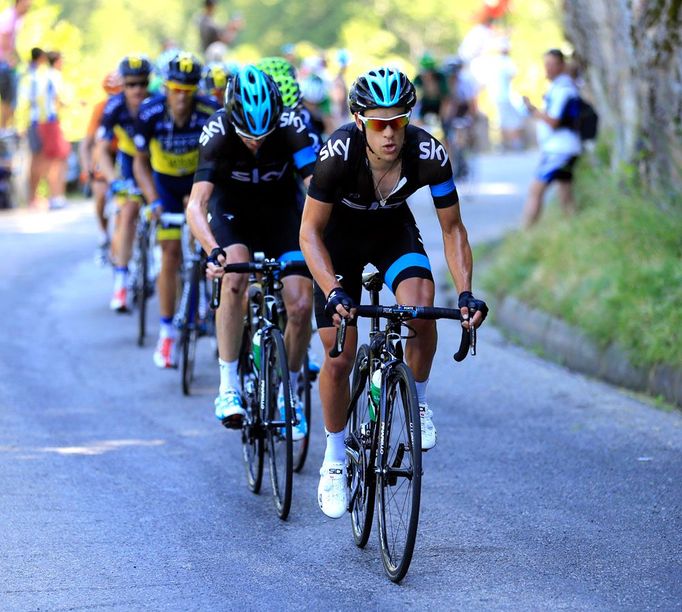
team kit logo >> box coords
[419,138,449,167]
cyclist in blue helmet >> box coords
[187,65,318,437]
[300,66,487,518]
[95,54,151,312]
[133,51,220,368]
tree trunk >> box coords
[563,0,682,194]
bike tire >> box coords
[346,344,376,548]
[136,231,148,347]
[292,354,312,473]
[239,324,263,494]
[377,361,422,583]
[181,262,201,396]
[264,328,293,520]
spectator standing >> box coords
[17,46,49,207]
[487,38,524,150]
[197,0,244,55]
[40,50,69,209]
[0,0,31,130]
[522,49,581,228]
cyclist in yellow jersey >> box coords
[95,55,151,312]
[133,52,220,368]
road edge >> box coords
[439,277,682,409]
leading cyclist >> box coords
[299,67,488,518]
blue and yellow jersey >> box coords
[96,92,140,158]
[134,94,220,177]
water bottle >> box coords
[369,368,381,421]
[251,328,262,371]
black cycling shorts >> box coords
[313,210,433,328]
[208,194,310,279]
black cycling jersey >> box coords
[307,122,458,217]
[307,123,459,328]
[193,107,317,203]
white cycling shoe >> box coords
[419,403,437,451]
[318,461,348,519]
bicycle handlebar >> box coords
[328,304,477,362]
[209,259,309,310]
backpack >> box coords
[560,96,599,141]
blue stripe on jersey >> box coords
[429,178,456,198]
[384,253,432,292]
[278,250,305,263]
[293,146,317,169]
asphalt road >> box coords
[1,153,680,611]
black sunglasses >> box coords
[125,80,149,89]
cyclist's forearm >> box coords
[95,141,116,183]
[186,184,219,255]
[300,229,338,296]
[133,155,158,204]
[443,224,473,294]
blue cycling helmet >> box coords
[348,66,416,114]
[225,65,283,137]
[119,55,152,78]
[166,52,203,85]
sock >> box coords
[219,358,239,395]
[99,230,109,245]
[415,378,429,405]
[159,317,176,340]
[324,428,346,464]
[113,266,128,291]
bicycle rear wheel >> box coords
[292,355,312,473]
[239,325,264,494]
[377,362,422,582]
[346,344,376,548]
[263,328,293,520]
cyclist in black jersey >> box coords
[186,66,318,437]
[133,52,220,368]
[95,55,151,312]
[300,67,488,518]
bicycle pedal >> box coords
[221,415,244,429]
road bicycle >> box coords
[175,222,214,395]
[332,271,477,582]
[211,256,312,519]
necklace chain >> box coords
[371,157,401,206]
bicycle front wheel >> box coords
[377,362,422,583]
[346,344,376,548]
[263,328,293,520]
[292,354,312,473]
[239,325,264,494]
[181,263,201,396]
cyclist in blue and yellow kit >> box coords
[133,52,220,368]
[95,55,152,312]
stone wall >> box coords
[563,0,682,194]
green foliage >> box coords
[482,158,682,368]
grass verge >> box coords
[480,157,682,369]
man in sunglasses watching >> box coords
[95,55,151,312]
[300,67,488,518]
[133,52,220,368]
[187,66,318,438]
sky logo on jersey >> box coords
[231,162,290,183]
[319,137,350,162]
[279,111,306,133]
[419,139,449,167]
[199,116,225,146]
